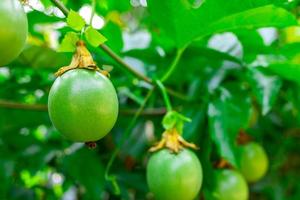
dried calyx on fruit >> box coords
[147,111,203,200]
[149,127,198,153]
[149,111,198,153]
[55,40,109,77]
[48,40,119,148]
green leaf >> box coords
[27,11,61,37]
[248,45,300,84]
[95,0,131,15]
[58,32,79,52]
[235,30,268,62]
[208,100,237,167]
[19,45,71,68]
[66,10,86,31]
[247,67,282,115]
[208,87,252,167]
[61,148,105,199]
[207,5,296,35]
[148,1,297,47]
[101,22,124,53]
[268,63,300,84]
[84,26,107,47]
[40,0,52,7]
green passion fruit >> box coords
[147,149,203,200]
[0,0,28,66]
[48,69,118,142]
[211,169,248,200]
[239,142,269,182]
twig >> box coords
[99,44,152,83]
[120,107,167,116]
[0,100,47,111]
[0,100,166,116]
[50,0,69,16]
[161,48,186,82]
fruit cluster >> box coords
[0,2,269,199]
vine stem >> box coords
[104,89,154,194]
[0,99,167,115]
[50,0,68,15]
[155,80,172,112]
[0,100,47,111]
[99,44,152,83]
[161,47,186,82]
[155,48,186,112]
[89,0,96,25]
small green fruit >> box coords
[239,142,268,182]
[211,169,248,200]
[147,149,203,200]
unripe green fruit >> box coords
[48,69,118,142]
[147,149,203,200]
[239,142,268,182]
[211,169,248,200]
[0,0,28,66]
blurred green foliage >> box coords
[1,0,300,199]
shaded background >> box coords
[1,0,300,199]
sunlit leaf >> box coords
[66,10,86,31]
[84,26,107,47]
[58,32,79,52]
[247,67,282,115]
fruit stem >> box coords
[85,141,97,149]
[161,47,186,83]
[155,79,172,112]
[90,0,96,25]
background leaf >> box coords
[247,67,282,115]
[208,87,252,167]
[148,0,297,47]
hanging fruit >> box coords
[48,41,118,144]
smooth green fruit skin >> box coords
[240,142,269,182]
[48,69,119,142]
[0,0,28,66]
[147,149,203,200]
[211,169,248,200]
